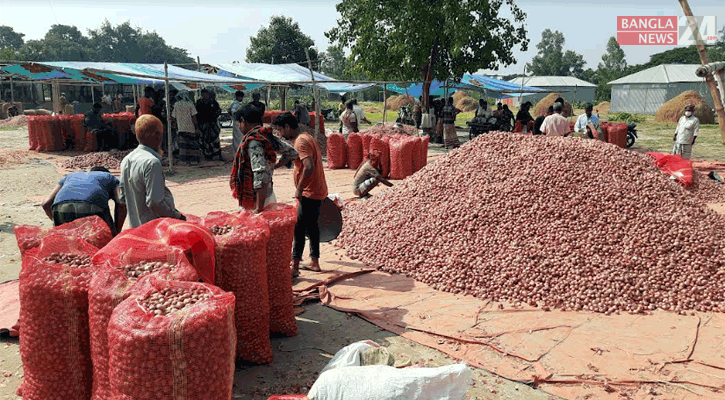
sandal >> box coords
[299,263,322,273]
[291,268,300,278]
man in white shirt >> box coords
[352,99,371,125]
[120,115,186,227]
[672,104,700,160]
[541,102,571,137]
[574,103,600,138]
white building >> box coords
[507,76,596,106]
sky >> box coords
[0,0,723,79]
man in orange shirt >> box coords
[135,86,155,117]
[274,112,328,277]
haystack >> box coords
[533,93,574,118]
[655,91,715,124]
[385,95,416,111]
[595,101,611,114]
[453,91,478,112]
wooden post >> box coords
[52,80,60,114]
[304,48,320,140]
[9,76,14,103]
[164,62,173,172]
[696,62,725,108]
[133,85,137,109]
[383,83,387,124]
[678,0,725,143]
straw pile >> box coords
[533,93,574,118]
[385,95,416,111]
[655,91,715,124]
[453,92,478,112]
[595,101,611,114]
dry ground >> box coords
[0,124,555,400]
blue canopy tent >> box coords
[206,63,375,94]
[387,75,544,99]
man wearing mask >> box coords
[228,91,245,151]
[672,104,700,160]
[120,115,186,227]
[249,92,267,115]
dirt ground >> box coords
[0,125,557,400]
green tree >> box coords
[595,37,628,101]
[42,24,94,61]
[527,29,586,77]
[88,20,194,64]
[0,26,25,50]
[320,45,348,78]
[246,16,318,65]
[326,0,528,108]
[16,40,48,61]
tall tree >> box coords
[527,29,586,76]
[319,45,347,78]
[16,40,47,61]
[326,0,528,108]
[0,26,25,50]
[246,16,318,65]
[43,24,94,61]
[595,37,628,101]
[88,20,194,64]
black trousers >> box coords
[52,202,116,236]
[292,196,322,260]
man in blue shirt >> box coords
[42,166,126,235]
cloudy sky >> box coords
[1,0,723,77]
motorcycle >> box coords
[626,122,638,148]
[218,112,234,128]
[396,106,416,127]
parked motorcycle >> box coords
[626,122,638,148]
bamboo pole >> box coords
[678,0,725,143]
[304,48,320,140]
[383,83,387,124]
[165,62,173,172]
[9,76,14,103]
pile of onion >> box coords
[338,133,725,314]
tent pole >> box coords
[165,62,173,172]
[383,83,387,124]
[304,48,320,140]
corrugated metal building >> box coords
[608,64,714,115]
[506,76,596,106]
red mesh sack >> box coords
[18,236,100,400]
[60,115,74,150]
[411,136,423,173]
[28,116,40,151]
[204,211,272,363]
[307,112,325,133]
[389,136,413,180]
[88,247,199,400]
[420,135,429,169]
[94,218,216,284]
[14,215,113,256]
[263,110,284,124]
[648,152,694,187]
[84,127,98,152]
[370,135,390,178]
[361,134,373,162]
[49,116,64,151]
[346,132,364,170]
[38,116,51,151]
[261,203,298,337]
[327,132,347,169]
[108,277,236,400]
[267,396,308,400]
[608,123,627,148]
[72,114,86,151]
